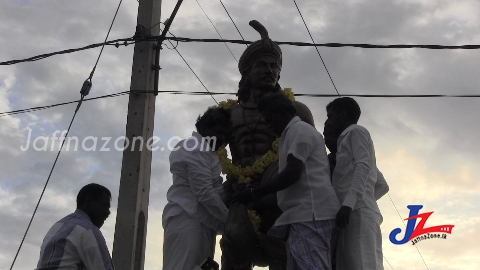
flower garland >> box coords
[217,88,295,231]
[217,88,295,184]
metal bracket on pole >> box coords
[153,0,184,96]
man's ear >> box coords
[83,196,94,207]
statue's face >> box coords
[247,55,280,90]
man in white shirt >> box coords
[35,183,114,270]
[235,93,340,269]
[324,122,389,270]
[324,97,384,270]
[323,125,389,199]
[162,106,231,270]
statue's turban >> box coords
[238,20,282,76]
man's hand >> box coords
[336,206,352,228]
[232,188,254,204]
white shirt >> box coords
[162,131,228,232]
[275,116,340,226]
[36,209,114,270]
[332,124,381,213]
[375,170,389,200]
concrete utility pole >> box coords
[112,0,162,269]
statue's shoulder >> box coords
[293,100,315,127]
[229,103,242,111]
[228,103,242,117]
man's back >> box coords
[36,210,113,270]
[276,117,340,225]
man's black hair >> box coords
[77,183,111,208]
[195,106,231,135]
[326,97,361,123]
[257,92,296,115]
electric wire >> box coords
[388,193,430,269]
[9,97,85,270]
[195,0,238,63]
[293,0,340,97]
[166,37,480,49]
[167,40,219,104]
[218,0,247,44]
[88,0,124,80]
[293,93,480,97]
[383,255,395,270]
[3,92,480,118]
[2,4,469,268]
[293,2,433,264]
[3,37,480,66]
[9,1,125,267]
[0,91,130,118]
[0,37,134,66]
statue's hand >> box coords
[250,193,277,211]
[224,193,233,208]
[232,187,254,204]
[222,178,236,207]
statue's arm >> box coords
[251,193,278,210]
[223,132,240,207]
[223,175,236,207]
[294,101,315,127]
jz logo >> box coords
[389,205,454,245]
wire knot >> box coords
[80,79,92,96]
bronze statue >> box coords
[221,20,314,270]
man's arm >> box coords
[255,154,303,196]
[234,154,303,203]
[336,128,373,228]
[79,229,114,270]
[375,169,389,200]
[341,128,372,209]
[186,150,229,223]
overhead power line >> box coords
[9,103,83,270]
[0,37,134,66]
[3,91,480,118]
[383,254,395,270]
[88,0,124,80]
[0,91,130,118]
[168,37,480,50]
[195,0,238,62]
[388,193,430,269]
[218,0,246,43]
[293,0,340,96]
[9,0,125,267]
[166,40,219,105]
[2,36,480,66]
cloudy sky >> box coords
[1,0,480,269]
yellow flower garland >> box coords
[217,88,295,232]
[217,88,295,183]
[216,140,278,184]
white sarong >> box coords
[163,212,216,270]
[335,207,383,270]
